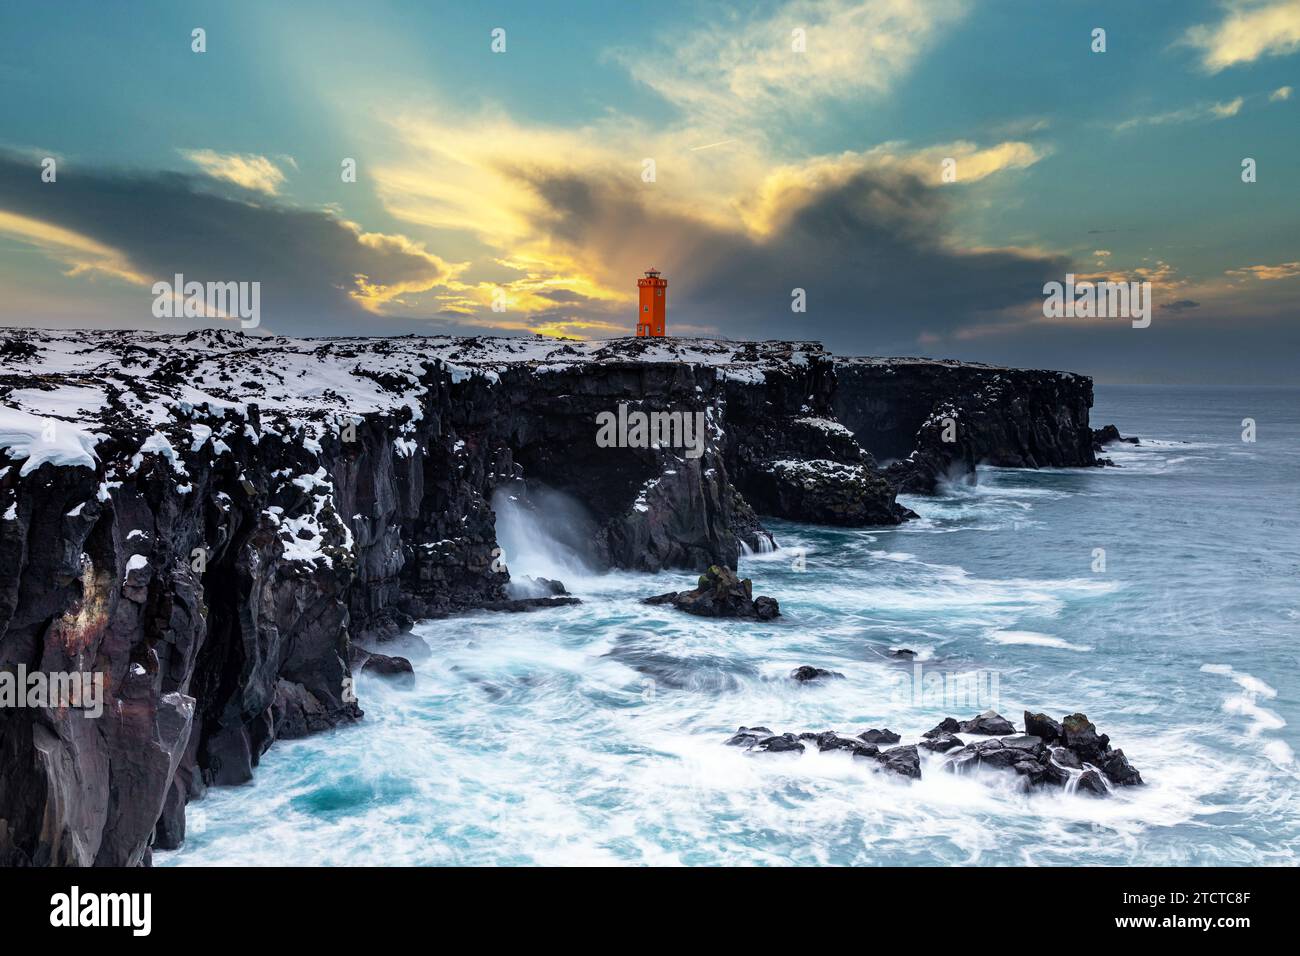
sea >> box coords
[157,385,1300,866]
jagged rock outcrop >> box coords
[727,710,1141,792]
[1,329,1114,865]
[941,710,1144,793]
[727,725,919,780]
[1092,423,1139,450]
[833,358,1099,493]
[791,665,843,682]
[644,564,779,619]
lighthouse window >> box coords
[644,305,649,311]
[656,290,662,296]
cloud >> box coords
[1270,84,1294,99]
[0,152,460,333]
[1115,96,1245,130]
[1183,1,1300,73]
[370,104,1051,341]
[1212,96,1246,117]
[614,0,969,126]
[504,163,1067,349]
[1226,260,1300,280]
[179,149,290,194]
[0,208,148,285]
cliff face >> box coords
[833,358,1098,492]
[0,331,1100,866]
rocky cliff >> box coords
[0,330,1103,865]
[833,357,1098,492]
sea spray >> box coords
[492,484,596,594]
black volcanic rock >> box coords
[833,358,1100,493]
[751,734,805,754]
[926,711,1016,738]
[723,710,1139,793]
[874,745,921,780]
[791,665,844,682]
[859,728,901,744]
[958,710,1018,736]
[644,565,780,619]
[516,576,569,595]
[919,732,964,753]
[1024,711,1063,744]
[725,726,774,747]
[350,646,415,685]
[944,712,1142,794]
[803,732,878,757]
[1075,769,1110,796]
[1061,712,1109,763]
[1098,748,1144,787]
[922,717,962,738]
[1092,424,1139,449]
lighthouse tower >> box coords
[636,268,667,337]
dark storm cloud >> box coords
[512,166,1300,383]
[517,166,1070,351]
[0,151,453,334]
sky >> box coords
[0,0,1297,383]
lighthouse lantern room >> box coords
[635,268,667,337]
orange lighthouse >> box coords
[636,268,667,337]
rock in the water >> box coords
[720,709,1140,795]
[1075,769,1110,796]
[889,648,917,659]
[1001,734,1045,754]
[807,732,878,757]
[515,576,569,596]
[945,712,1142,796]
[643,565,780,619]
[958,710,1017,736]
[922,717,962,738]
[874,744,921,780]
[1061,712,1109,763]
[858,728,901,744]
[1092,424,1139,449]
[752,734,805,754]
[1099,748,1144,787]
[1050,746,1081,770]
[948,738,1021,771]
[725,726,773,747]
[1024,711,1063,744]
[350,647,415,686]
[919,732,965,753]
[791,665,844,682]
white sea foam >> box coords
[986,629,1093,652]
[1201,664,1293,766]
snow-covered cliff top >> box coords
[0,329,825,474]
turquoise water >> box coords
[158,386,1300,866]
